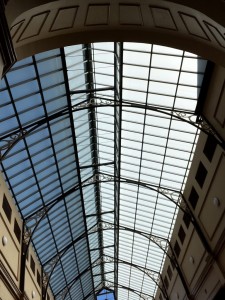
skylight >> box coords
[0,42,207,300]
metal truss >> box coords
[90,222,169,254]
[1,96,225,164]
[104,280,154,300]
[42,230,89,299]
[88,173,188,213]
[21,172,186,257]
[19,171,212,300]
[91,221,192,299]
[55,254,167,300]
[19,171,185,267]
[55,47,95,299]
[2,45,215,300]
[54,258,98,300]
[83,43,105,285]
[19,170,213,300]
[95,255,168,299]
[71,97,225,152]
[40,219,171,299]
[113,41,123,300]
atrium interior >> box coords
[0,1,225,300]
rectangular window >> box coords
[164,276,169,289]
[188,187,199,209]
[195,161,207,188]
[14,219,21,242]
[30,255,35,275]
[178,225,186,245]
[2,194,12,222]
[37,270,41,286]
[167,265,172,281]
[203,135,217,162]
[174,241,181,258]
[183,212,191,229]
[47,294,50,300]
[171,259,176,270]
[26,248,29,261]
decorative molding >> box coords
[18,11,50,42]
[150,6,177,30]
[7,0,225,66]
[204,21,225,48]
[50,7,78,32]
[119,4,143,26]
[85,4,110,26]
[179,13,209,40]
[0,129,28,162]
[10,20,24,40]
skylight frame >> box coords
[0,42,207,300]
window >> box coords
[47,294,50,300]
[26,248,29,261]
[203,135,217,162]
[2,194,12,222]
[164,275,169,289]
[188,186,199,209]
[178,225,186,244]
[167,265,172,280]
[37,270,41,286]
[183,212,191,229]
[174,241,181,258]
[30,255,35,274]
[171,259,176,270]
[14,219,21,242]
[195,162,207,188]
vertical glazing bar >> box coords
[114,42,123,300]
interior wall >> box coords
[4,0,225,67]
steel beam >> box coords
[2,97,225,163]
[83,43,105,284]
[113,41,123,300]
[57,255,164,300]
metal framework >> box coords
[0,42,212,300]
[1,98,225,165]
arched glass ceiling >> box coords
[0,42,207,300]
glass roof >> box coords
[0,42,207,300]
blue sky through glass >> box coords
[97,289,115,300]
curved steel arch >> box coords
[97,281,155,300]
[62,276,155,300]
[1,95,225,163]
[21,172,211,300]
[95,222,191,299]
[51,220,191,299]
[71,97,225,152]
[22,171,187,258]
[42,221,169,299]
[49,254,168,300]
[101,256,169,300]
[20,171,193,299]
